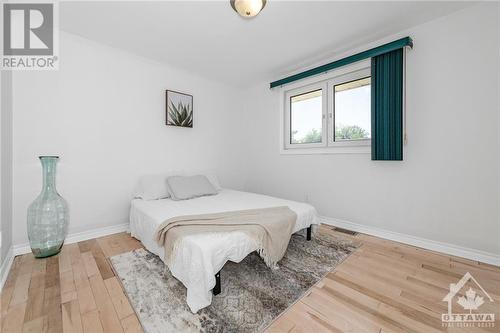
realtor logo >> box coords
[1,1,59,70]
[442,272,495,328]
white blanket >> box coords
[129,189,319,313]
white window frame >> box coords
[280,60,371,155]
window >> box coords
[333,77,371,142]
[290,90,323,144]
[283,64,371,151]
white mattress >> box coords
[129,189,319,313]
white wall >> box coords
[1,70,14,263]
[11,32,246,246]
[243,3,500,255]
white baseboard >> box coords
[0,246,14,291]
[12,223,130,256]
[320,216,500,266]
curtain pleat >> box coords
[371,48,404,160]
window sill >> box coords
[280,145,370,155]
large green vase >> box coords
[27,156,69,258]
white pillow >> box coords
[166,175,218,200]
[133,171,222,200]
[205,174,222,191]
[180,171,222,191]
[133,174,170,200]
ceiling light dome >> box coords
[230,0,266,18]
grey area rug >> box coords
[110,230,358,333]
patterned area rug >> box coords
[110,230,358,333]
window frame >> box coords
[281,60,372,154]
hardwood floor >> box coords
[268,227,500,333]
[1,234,143,333]
[1,226,499,333]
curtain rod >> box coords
[270,36,413,89]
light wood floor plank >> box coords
[319,281,420,333]
[3,257,22,290]
[104,277,134,320]
[66,244,83,266]
[2,302,28,333]
[58,247,72,274]
[43,273,63,333]
[82,239,116,280]
[267,300,345,333]
[121,314,143,333]
[81,309,104,333]
[22,315,47,333]
[89,274,124,333]
[71,257,98,315]
[300,289,379,333]
[81,252,100,278]
[23,273,45,322]
[18,255,35,276]
[1,286,15,317]
[9,273,32,307]
[96,234,127,258]
[44,256,60,289]
[331,269,442,320]
[61,299,83,333]
[59,270,76,300]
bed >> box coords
[129,188,319,313]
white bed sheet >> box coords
[129,189,319,313]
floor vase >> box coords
[27,156,69,258]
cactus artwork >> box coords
[166,90,193,128]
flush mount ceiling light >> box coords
[230,0,267,18]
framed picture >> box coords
[166,90,193,127]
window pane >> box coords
[290,89,322,144]
[334,77,371,141]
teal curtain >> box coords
[371,48,404,161]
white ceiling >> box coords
[60,1,473,87]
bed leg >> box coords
[213,271,221,295]
[306,226,312,241]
